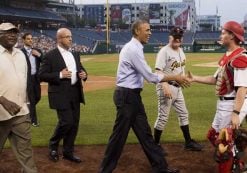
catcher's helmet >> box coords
[223,21,245,42]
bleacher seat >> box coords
[0,7,65,22]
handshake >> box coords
[172,71,194,88]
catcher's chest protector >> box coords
[215,48,247,96]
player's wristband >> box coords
[233,110,240,115]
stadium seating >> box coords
[14,29,247,54]
[0,7,65,22]
[194,31,221,40]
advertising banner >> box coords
[139,4,149,21]
[111,4,131,24]
[149,4,160,24]
[84,5,104,24]
[166,3,189,28]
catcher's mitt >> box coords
[214,128,233,163]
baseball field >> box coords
[1,52,246,173]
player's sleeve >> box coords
[155,48,166,71]
[131,50,164,84]
[234,68,247,87]
[231,54,247,69]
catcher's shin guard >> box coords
[232,128,247,172]
[218,157,233,173]
[207,127,219,147]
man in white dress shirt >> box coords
[39,28,87,163]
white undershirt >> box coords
[58,45,77,85]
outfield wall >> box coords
[93,42,228,54]
[93,42,247,54]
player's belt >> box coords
[219,97,247,101]
[116,86,142,93]
[219,97,235,101]
[168,81,180,88]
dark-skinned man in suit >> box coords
[39,28,87,163]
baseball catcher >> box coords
[188,21,247,173]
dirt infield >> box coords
[0,142,219,173]
[40,75,116,96]
[193,61,218,68]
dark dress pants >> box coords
[99,88,168,173]
[49,85,80,155]
[29,75,41,124]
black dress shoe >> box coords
[63,154,81,163]
[49,150,59,162]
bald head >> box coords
[56,28,72,50]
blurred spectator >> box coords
[21,33,43,127]
[17,32,90,54]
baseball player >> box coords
[153,27,203,151]
[189,21,247,173]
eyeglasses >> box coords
[61,35,72,39]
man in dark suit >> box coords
[39,28,87,163]
[21,33,43,127]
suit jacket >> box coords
[21,47,43,104]
[39,48,87,109]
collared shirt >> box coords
[116,37,164,89]
[0,45,29,121]
[24,45,36,75]
[58,45,77,85]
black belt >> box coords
[219,97,235,101]
[168,81,180,88]
[116,86,142,93]
[219,97,247,101]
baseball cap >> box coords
[0,23,19,33]
[170,27,184,39]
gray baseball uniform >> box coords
[154,45,188,130]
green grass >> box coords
[7,52,226,147]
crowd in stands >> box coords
[16,32,91,54]
[71,44,90,54]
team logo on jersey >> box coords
[170,59,185,71]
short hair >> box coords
[22,32,32,39]
[131,19,149,36]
